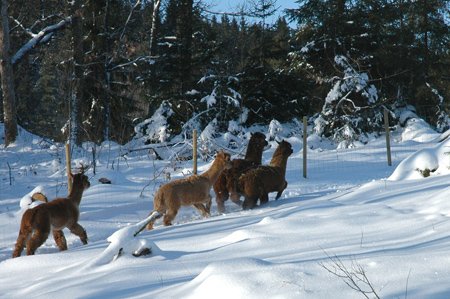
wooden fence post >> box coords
[384,108,392,166]
[303,116,308,178]
[65,143,72,193]
[193,129,198,174]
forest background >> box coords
[0,0,449,147]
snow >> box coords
[1,121,450,298]
[19,185,46,210]
[201,89,217,108]
[134,101,174,143]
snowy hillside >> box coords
[1,122,450,299]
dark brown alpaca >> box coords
[213,132,268,213]
[12,172,91,258]
[239,140,293,210]
[145,151,232,230]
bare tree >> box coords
[0,0,17,146]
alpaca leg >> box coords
[260,193,269,205]
[215,190,228,214]
[205,195,212,214]
[163,208,178,226]
[52,230,68,251]
[275,181,288,200]
[229,192,243,206]
[12,229,29,258]
[193,204,210,217]
[69,223,88,245]
[13,210,34,258]
[242,196,258,210]
[202,194,212,215]
[214,173,229,212]
[26,230,49,255]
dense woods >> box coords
[0,0,449,146]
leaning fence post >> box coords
[384,108,392,166]
[303,116,308,178]
[65,143,72,193]
[193,129,198,174]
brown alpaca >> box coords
[145,151,232,230]
[213,132,268,213]
[239,140,293,210]
[12,172,91,258]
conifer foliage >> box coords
[0,0,448,146]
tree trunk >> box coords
[0,0,18,146]
[103,0,111,142]
[70,0,85,145]
[177,0,193,94]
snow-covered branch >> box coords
[108,56,155,72]
[12,17,72,65]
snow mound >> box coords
[389,139,450,180]
[401,118,439,142]
[166,258,307,299]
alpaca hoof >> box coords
[242,204,252,210]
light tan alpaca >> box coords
[12,172,90,258]
[145,151,232,230]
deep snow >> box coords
[1,121,450,299]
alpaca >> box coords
[239,140,293,210]
[145,151,232,230]
[213,132,268,213]
[12,172,91,257]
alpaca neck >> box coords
[269,154,289,172]
[201,159,224,183]
[68,186,84,206]
[244,145,264,164]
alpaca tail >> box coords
[12,209,36,258]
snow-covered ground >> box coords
[0,121,449,299]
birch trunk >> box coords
[149,0,161,57]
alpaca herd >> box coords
[12,133,292,257]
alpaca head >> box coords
[70,172,91,191]
[274,140,293,159]
[250,132,268,148]
[216,151,232,170]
